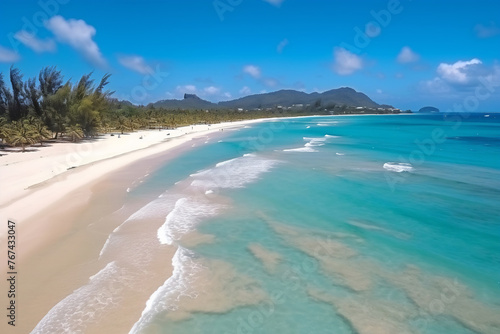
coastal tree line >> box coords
[1,66,388,152]
[0,66,321,152]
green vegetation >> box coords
[0,66,113,151]
[0,66,400,153]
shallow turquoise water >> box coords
[133,113,500,334]
[32,113,500,334]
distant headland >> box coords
[418,106,440,113]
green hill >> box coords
[152,87,387,110]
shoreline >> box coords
[0,113,412,333]
[0,119,262,333]
[0,113,417,259]
[0,119,264,239]
[0,113,412,235]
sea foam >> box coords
[190,154,279,190]
[383,162,414,173]
[129,247,267,333]
[157,155,278,245]
[304,136,327,147]
[157,197,224,245]
[32,262,126,334]
[128,247,203,334]
[283,136,330,152]
[283,147,318,152]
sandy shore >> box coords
[0,120,263,238]
[0,119,263,333]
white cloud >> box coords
[376,89,383,94]
[242,65,280,89]
[118,55,153,75]
[397,46,419,63]
[263,0,285,7]
[239,86,251,95]
[223,92,232,99]
[277,38,289,53]
[176,85,197,95]
[420,59,500,96]
[475,22,500,38]
[437,58,482,84]
[243,65,261,78]
[0,45,20,63]
[204,86,220,95]
[333,47,363,75]
[45,16,106,67]
[14,31,56,53]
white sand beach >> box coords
[0,120,262,240]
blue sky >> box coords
[1,0,499,111]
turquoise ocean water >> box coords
[33,113,500,334]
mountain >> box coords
[153,93,217,109]
[218,87,381,109]
[151,87,386,110]
[218,89,311,109]
[315,87,381,108]
[109,98,134,107]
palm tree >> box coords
[116,116,129,134]
[31,119,52,146]
[100,119,111,134]
[66,124,84,142]
[126,118,140,132]
[8,66,28,121]
[7,119,38,152]
[0,117,12,147]
[43,83,71,139]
